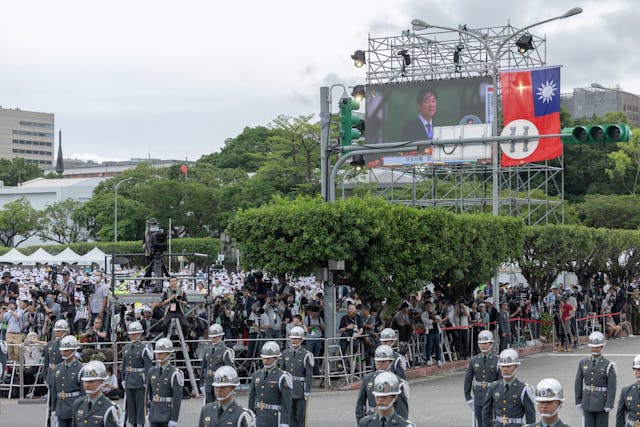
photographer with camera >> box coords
[81,315,108,347]
[2,297,25,361]
[338,303,364,355]
[160,276,189,337]
[262,294,285,341]
[211,295,234,341]
[55,269,76,333]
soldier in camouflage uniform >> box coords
[72,360,124,427]
[615,354,640,427]
[121,321,153,427]
[202,323,235,405]
[358,372,415,427]
[51,335,85,427]
[199,366,255,427]
[575,331,617,427]
[248,341,293,427]
[356,345,409,423]
[146,338,183,427]
[465,330,501,427]
[281,326,313,427]
[524,378,570,427]
[482,349,535,427]
[379,328,407,379]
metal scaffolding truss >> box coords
[343,160,564,225]
[355,24,563,225]
[366,25,547,85]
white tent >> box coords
[50,247,83,264]
[80,247,107,269]
[0,248,31,264]
[28,248,56,264]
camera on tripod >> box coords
[145,218,168,255]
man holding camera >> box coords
[160,276,189,337]
[262,294,284,340]
[2,297,25,361]
[55,270,76,332]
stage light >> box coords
[351,85,366,103]
[350,155,366,170]
[351,50,366,68]
[515,34,534,54]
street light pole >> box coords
[114,177,133,242]
[412,8,582,304]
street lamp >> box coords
[412,7,582,304]
[114,177,133,242]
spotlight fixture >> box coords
[351,85,366,103]
[351,50,366,68]
[515,34,534,54]
[350,155,366,170]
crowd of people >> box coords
[2,263,640,426]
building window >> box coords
[12,139,53,147]
[19,121,54,129]
[12,130,54,138]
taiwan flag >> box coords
[500,66,562,166]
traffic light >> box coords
[561,123,631,144]
[339,97,364,146]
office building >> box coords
[560,86,640,127]
[0,107,55,167]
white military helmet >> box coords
[587,331,606,347]
[289,326,305,340]
[213,366,240,387]
[380,328,397,342]
[633,354,640,369]
[154,338,174,353]
[534,378,564,402]
[260,341,281,358]
[208,323,224,337]
[498,349,521,366]
[477,330,494,344]
[59,335,79,351]
[374,345,395,362]
[82,360,108,381]
[372,371,401,396]
[127,321,144,335]
[53,319,70,331]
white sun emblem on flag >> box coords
[536,80,557,103]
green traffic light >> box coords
[339,96,363,147]
[561,123,631,144]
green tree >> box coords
[0,197,42,247]
[0,158,43,186]
[606,128,640,194]
[228,196,524,304]
[198,126,280,172]
[38,199,83,244]
[576,194,640,229]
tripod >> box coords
[141,252,170,292]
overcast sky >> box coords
[1,0,637,162]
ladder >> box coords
[166,318,200,398]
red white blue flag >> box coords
[499,66,562,166]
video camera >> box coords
[145,218,168,255]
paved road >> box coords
[2,337,638,426]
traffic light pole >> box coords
[320,86,337,339]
